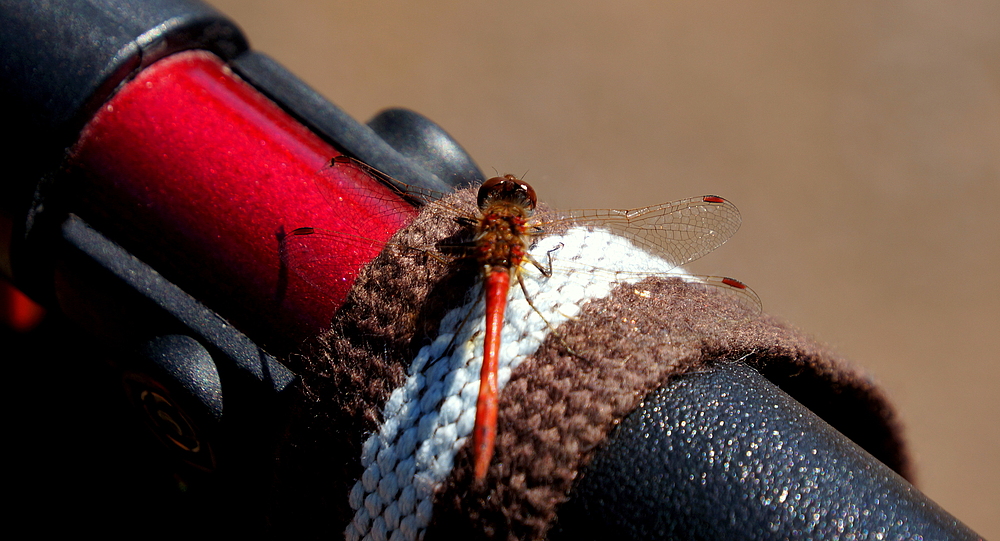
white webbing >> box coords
[345,227,681,541]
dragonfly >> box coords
[285,156,760,483]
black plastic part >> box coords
[59,214,294,394]
[229,51,483,194]
[367,108,486,189]
[140,334,224,421]
[55,211,295,483]
[5,312,255,535]
[552,361,981,541]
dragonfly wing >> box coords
[649,274,762,319]
[286,157,479,298]
[280,227,391,295]
[553,195,742,269]
[522,224,761,322]
[319,155,450,210]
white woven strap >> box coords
[345,227,681,541]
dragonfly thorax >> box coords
[474,208,532,272]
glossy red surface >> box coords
[69,50,416,352]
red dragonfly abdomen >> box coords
[473,268,511,481]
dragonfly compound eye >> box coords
[477,175,537,211]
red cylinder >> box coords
[68,50,416,352]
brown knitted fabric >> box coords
[426,278,910,540]
[271,187,910,539]
[270,189,481,536]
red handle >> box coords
[68,50,417,352]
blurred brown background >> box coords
[208,1,998,536]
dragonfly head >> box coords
[478,174,537,212]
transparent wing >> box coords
[318,156,451,210]
[539,195,742,269]
[531,254,762,320]
[281,156,478,295]
[287,157,757,316]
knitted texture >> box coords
[343,223,696,541]
[271,188,910,540]
[426,282,910,540]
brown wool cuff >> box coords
[271,188,910,540]
[427,279,911,540]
